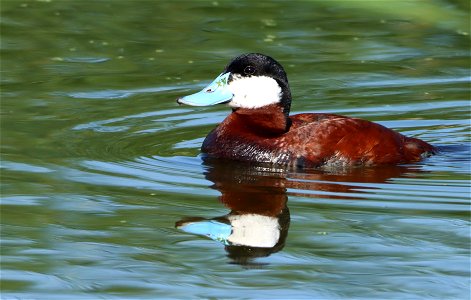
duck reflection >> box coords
[176,160,289,265]
[176,159,423,265]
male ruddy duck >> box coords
[177,53,436,168]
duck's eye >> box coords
[244,65,255,75]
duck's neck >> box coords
[231,104,291,136]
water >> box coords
[1,1,470,299]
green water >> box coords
[1,1,470,299]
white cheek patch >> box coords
[228,75,282,109]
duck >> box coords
[177,53,436,168]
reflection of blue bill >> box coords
[178,220,232,245]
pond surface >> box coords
[1,1,470,299]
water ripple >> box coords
[63,82,199,100]
[65,86,180,100]
[349,76,471,88]
[73,109,192,132]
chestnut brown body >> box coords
[202,104,436,168]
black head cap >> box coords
[224,53,292,116]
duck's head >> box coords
[177,53,292,116]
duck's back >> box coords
[286,113,435,167]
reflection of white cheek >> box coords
[228,75,282,109]
[227,214,280,248]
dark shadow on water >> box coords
[434,144,471,160]
[434,144,471,153]
[176,158,430,266]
